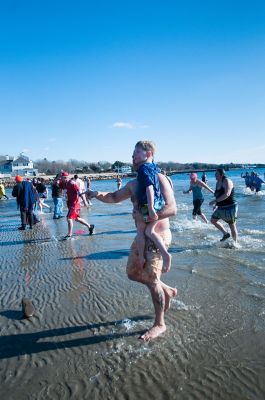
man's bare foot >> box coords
[140,324,166,341]
[164,287,177,312]
[162,253,172,273]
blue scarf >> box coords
[22,181,35,210]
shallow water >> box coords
[0,170,265,399]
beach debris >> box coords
[21,297,35,318]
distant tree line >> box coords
[32,158,265,175]
[33,159,131,174]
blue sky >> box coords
[0,1,264,164]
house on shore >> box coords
[114,165,132,173]
[0,154,38,177]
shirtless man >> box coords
[86,142,177,341]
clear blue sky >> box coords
[1,1,264,164]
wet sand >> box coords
[1,182,265,400]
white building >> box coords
[0,154,38,177]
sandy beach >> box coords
[1,172,265,400]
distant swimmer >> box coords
[209,168,238,242]
[241,171,251,189]
[201,172,207,183]
[251,173,264,193]
[183,173,214,223]
[116,175,122,190]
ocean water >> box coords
[0,170,265,399]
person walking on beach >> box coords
[60,172,94,239]
[0,181,9,200]
[85,140,177,341]
[209,168,238,242]
[51,175,64,219]
[74,175,89,207]
[84,176,92,205]
[183,173,214,223]
[12,176,36,230]
[135,141,172,272]
[36,178,51,213]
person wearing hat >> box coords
[12,176,36,230]
[183,172,214,223]
[59,171,94,239]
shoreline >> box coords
[1,167,246,188]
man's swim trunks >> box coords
[212,203,238,224]
[126,230,172,284]
[67,206,80,220]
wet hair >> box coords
[216,168,226,177]
[190,172,197,180]
[135,140,156,155]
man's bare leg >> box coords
[67,218,74,236]
[146,223,172,272]
[160,281,177,312]
[76,217,93,230]
[140,282,166,341]
[229,222,238,242]
[200,213,208,224]
[135,223,146,267]
[211,218,227,235]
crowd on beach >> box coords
[1,141,264,340]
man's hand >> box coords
[84,190,97,200]
[133,209,156,223]
[148,209,158,222]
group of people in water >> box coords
[3,140,263,339]
[241,171,265,193]
[183,170,238,242]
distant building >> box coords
[0,154,38,177]
[0,155,13,175]
[115,165,132,173]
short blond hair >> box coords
[135,140,156,155]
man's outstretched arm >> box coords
[85,181,132,204]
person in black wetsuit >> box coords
[201,172,207,183]
[209,168,238,242]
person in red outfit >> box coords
[60,172,94,239]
